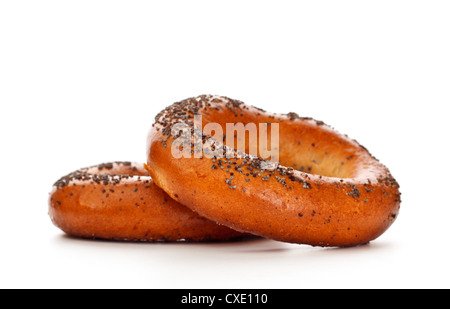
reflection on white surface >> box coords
[41,233,393,289]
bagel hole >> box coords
[200,114,358,179]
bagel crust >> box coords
[146,95,401,247]
[49,162,246,241]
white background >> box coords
[1,1,449,289]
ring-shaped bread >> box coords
[49,161,247,241]
[146,95,401,247]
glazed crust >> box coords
[146,95,401,247]
[49,162,246,241]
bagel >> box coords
[49,161,246,241]
[146,95,401,247]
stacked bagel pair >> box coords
[49,95,400,247]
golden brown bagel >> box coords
[146,95,401,247]
[49,161,246,241]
